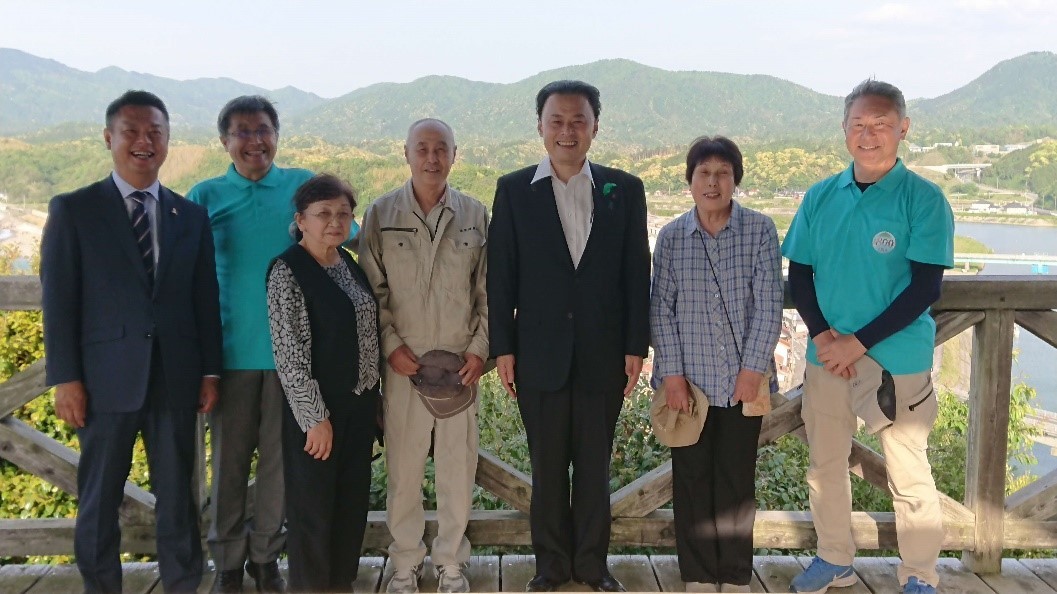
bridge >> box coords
[921,163,992,181]
[955,252,1057,267]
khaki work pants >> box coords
[384,371,478,571]
[802,364,944,587]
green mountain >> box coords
[5,50,1057,146]
[912,51,1057,131]
[289,59,844,146]
[0,48,326,135]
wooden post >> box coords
[962,309,1015,573]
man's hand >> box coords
[732,369,764,404]
[198,377,220,413]
[55,381,88,428]
[387,345,421,376]
[662,375,691,413]
[496,354,517,398]
[816,329,865,379]
[305,418,334,460]
[624,355,644,398]
[459,353,485,386]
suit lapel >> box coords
[99,178,152,291]
[154,187,181,290]
[579,163,609,269]
[530,176,576,271]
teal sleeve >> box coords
[781,192,814,265]
[186,184,202,205]
[905,185,955,268]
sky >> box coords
[1,0,1055,100]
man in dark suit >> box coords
[41,90,223,594]
[487,80,650,593]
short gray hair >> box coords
[406,118,455,146]
[844,79,906,123]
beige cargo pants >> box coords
[802,363,944,587]
[384,371,478,571]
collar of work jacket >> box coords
[390,179,462,218]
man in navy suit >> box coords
[487,80,651,592]
[41,90,223,594]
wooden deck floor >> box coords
[2,554,1056,593]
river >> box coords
[953,222,1057,475]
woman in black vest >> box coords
[266,174,381,592]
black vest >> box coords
[272,244,372,399]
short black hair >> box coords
[217,95,280,136]
[291,174,358,241]
[685,136,744,186]
[294,174,357,213]
[105,90,169,128]
[844,79,906,123]
[535,80,601,120]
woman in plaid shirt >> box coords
[649,136,783,593]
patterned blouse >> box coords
[266,257,380,432]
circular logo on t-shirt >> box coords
[872,231,896,254]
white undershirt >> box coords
[532,157,595,268]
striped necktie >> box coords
[129,191,154,282]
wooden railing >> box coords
[1,275,1055,574]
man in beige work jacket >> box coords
[361,118,488,594]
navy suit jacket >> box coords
[486,163,651,393]
[41,176,222,413]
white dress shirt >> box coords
[532,157,595,268]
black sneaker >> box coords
[246,560,287,593]
[210,568,245,593]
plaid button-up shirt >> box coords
[650,202,783,407]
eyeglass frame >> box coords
[304,210,356,225]
[226,127,278,141]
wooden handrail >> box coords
[0,275,1054,575]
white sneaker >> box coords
[387,565,422,593]
[685,582,719,593]
[437,564,470,593]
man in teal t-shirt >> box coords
[187,96,312,594]
[782,80,953,594]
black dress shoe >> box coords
[525,574,562,592]
[245,560,287,593]
[211,568,245,593]
[585,574,626,592]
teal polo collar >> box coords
[223,163,281,189]
[837,158,908,192]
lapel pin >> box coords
[171,207,178,216]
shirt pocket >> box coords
[439,229,485,294]
[380,228,419,291]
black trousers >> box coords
[517,380,624,583]
[671,404,761,586]
[76,350,201,594]
[282,386,378,593]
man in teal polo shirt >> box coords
[782,80,954,594]
[188,95,313,593]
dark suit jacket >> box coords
[41,176,222,413]
[487,162,650,393]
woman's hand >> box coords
[663,375,692,413]
[733,369,764,404]
[305,418,333,460]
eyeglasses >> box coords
[227,127,277,141]
[306,211,355,224]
